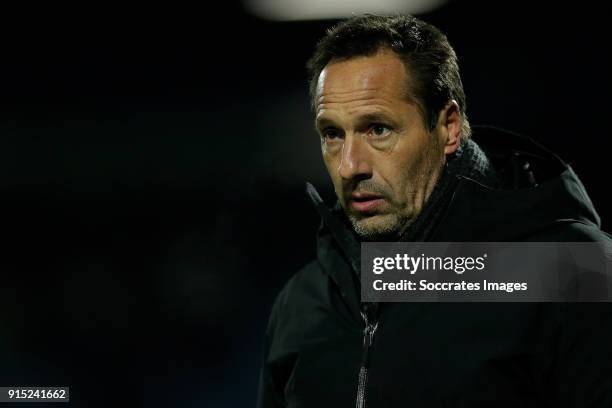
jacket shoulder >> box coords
[528,220,612,242]
[266,260,325,334]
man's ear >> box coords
[439,100,462,156]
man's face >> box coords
[314,48,457,240]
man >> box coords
[258,14,612,407]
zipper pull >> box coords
[365,321,378,347]
[359,306,380,364]
[360,313,379,365]
[356,311,379,408]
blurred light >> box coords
[244,0,448,21]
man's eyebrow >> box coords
[355,112,396,126]
[351,112,402,131]
[314,112,399,131]
[314,116,336,130]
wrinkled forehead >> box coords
[315,50,410,109]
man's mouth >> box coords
[350,192,385,213]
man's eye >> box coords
[322,128,342,141]
[368,124,392,139]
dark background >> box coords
[1,1,610,406]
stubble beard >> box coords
[348,211,411,241]
[346,155,445,241]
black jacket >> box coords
[257,127,612,407]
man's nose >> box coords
[338,134,372,180]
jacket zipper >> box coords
[356,307,379,408]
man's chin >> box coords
[349,213,402,241]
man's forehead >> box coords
[316,49,409,103]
